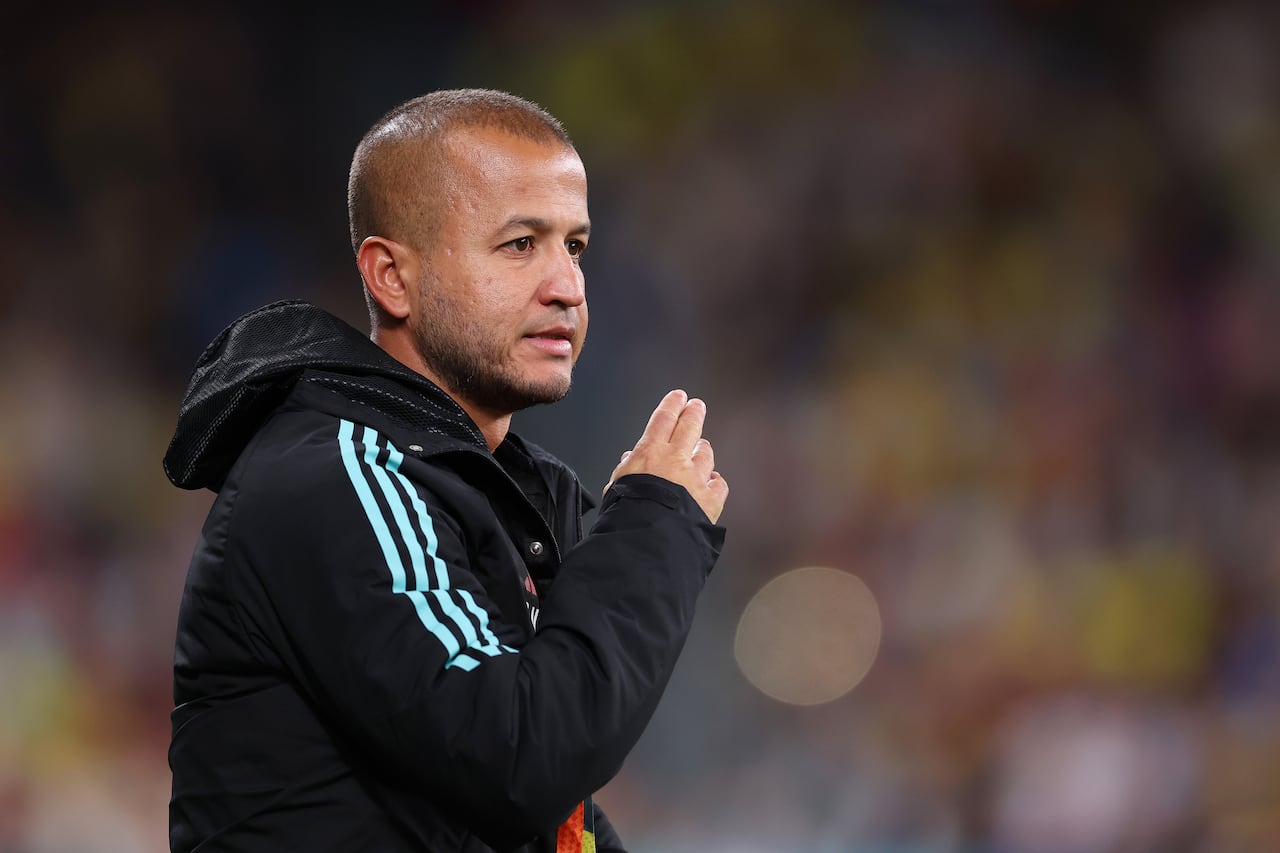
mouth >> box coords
[523,325,576,357]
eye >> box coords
[508,236,533,252]
[566,239,587,259]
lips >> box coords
[523,325,576,357]
[524,324,576,341]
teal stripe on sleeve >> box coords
[363,428,491,662]
[337,419,471,668]
[386,441,510,658]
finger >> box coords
[708,470,728,498]
[610,452,631,479]
[605,449,636,494]
[691,437,714,469]
[669,397,707,454]
[604,463,625,495]
[700,472,729,524]
[638,389,687,445]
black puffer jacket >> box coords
[164,301,724,852]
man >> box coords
[163,89,727,852]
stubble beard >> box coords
[412,278,574,416]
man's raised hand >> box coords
[605,390,729,524]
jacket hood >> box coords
[163,300,485,491]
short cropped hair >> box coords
[347,89,574,257]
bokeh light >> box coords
[734,566,882,706]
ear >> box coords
[357,236,419,320]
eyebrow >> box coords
[500,216,591,236]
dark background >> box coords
[3,1,1279,849]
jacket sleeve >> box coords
[228,416,722,850]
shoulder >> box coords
[223,409,480,569]
[229,408,454,519]
[233,408,349,494]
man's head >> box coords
[347,90,590,435]
[348,89,575,262]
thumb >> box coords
[604,451,633,496]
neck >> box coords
[372,329,509,452]
[466,409,512,453]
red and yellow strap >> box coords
[555,795,596,853]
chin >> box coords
[522,374,573,405]
[478,372,572,413]
[523,364,572,391]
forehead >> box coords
[440,126,587,215]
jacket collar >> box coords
[163,300,485,490]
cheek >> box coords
[575,305,589,353]
[470,277,511,316]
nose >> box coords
[539,245,585,308]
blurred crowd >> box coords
[2,1,1279,850]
